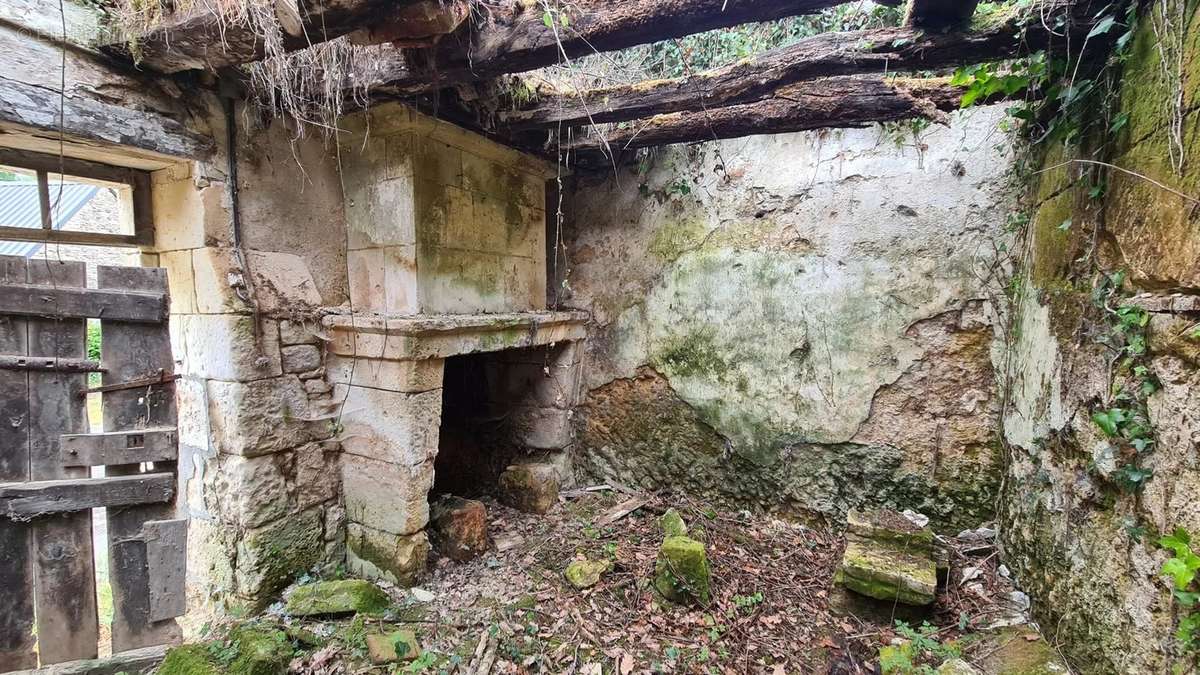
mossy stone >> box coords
[966,627,1070,675]
[836,539,936,606]
[846,509,934,554]
[565,559,612,589]
[285,579,391,616]
[158,645,220,675]
[936,658,982,674]
[659,508,688,537]
[653,535,711,604]
[365,629,421,664]
[227,626,291,675]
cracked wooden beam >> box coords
[905,0,982,30]
[499,0,1099,130]
[365,0,875,95]
[0,75,213,160]
[564,76,969,156]
[107,0,464,74]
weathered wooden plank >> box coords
[0,225,144,249]
[100,265,182,653]
[0,474,175,518]
[566,76,971,155]
[0,355,103,373]
[60,429,178,467]
[143,519,188,622]
[500,0,1098,130]
[0,256,35,672]
[0,75,213,160]
[6,644,167,675]
[0,283,167,323]
[26,260,98,665]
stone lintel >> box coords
[324,310,588,361]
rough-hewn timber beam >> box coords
[500,0,1098,130]
[0,75,212,159]
[366,0,871,95]
[906,0,982,30]
[565,76,970,155]
[109,0,462,73]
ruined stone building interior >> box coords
[0,0,1198,673]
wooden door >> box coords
[0,257,185,672]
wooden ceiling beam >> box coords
[364,0,872,95]
[106,0,462,74]
[499,0,1099,130]
[564,75,970,157]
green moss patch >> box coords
[654,535,711,605]
[158,645,221,675]
[285,579,391,617]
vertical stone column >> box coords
[327,351,444,585]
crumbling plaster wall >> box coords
[561,106,1015,532]
[998,7,1200,672]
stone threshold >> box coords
[324,310,589,361]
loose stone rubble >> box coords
[429,495,490,561]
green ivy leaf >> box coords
[1110,111,1130,134]
[1166,558,1198,591]
[1087,16,1117,40]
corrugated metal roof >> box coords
[0,181,101,257]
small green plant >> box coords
[731,591,764,610]
[880,621,961,674]
[1089,271,1159,493]
[1160,528,1200,653]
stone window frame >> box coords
[0,147,153,248]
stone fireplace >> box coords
[322,104,587,584]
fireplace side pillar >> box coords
[327,352,444,585]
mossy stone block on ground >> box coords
[653,535,711,604]
[846,509,934,554]
[365,629,421,664]
[227,626,292,675]
[158,645,221,675]
[498,463,560,514]
[285,579,391,616]
[659,508,688,537]
[836,539,936,606]
[966,627,1070,675]
[565,559,612,589]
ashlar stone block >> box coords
[326,355,443,393]
[334,385,441,466]
[206,375,312,456]
[172,314,282,381]
[346,523,430,586]
[342,453,433,535]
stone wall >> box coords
[999,5,1200,671]
[151,109,348,609]
[561,107,1015,532]
[340,103,553,315]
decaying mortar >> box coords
[563,107,1015,532]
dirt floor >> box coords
[233,489,1041,675]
